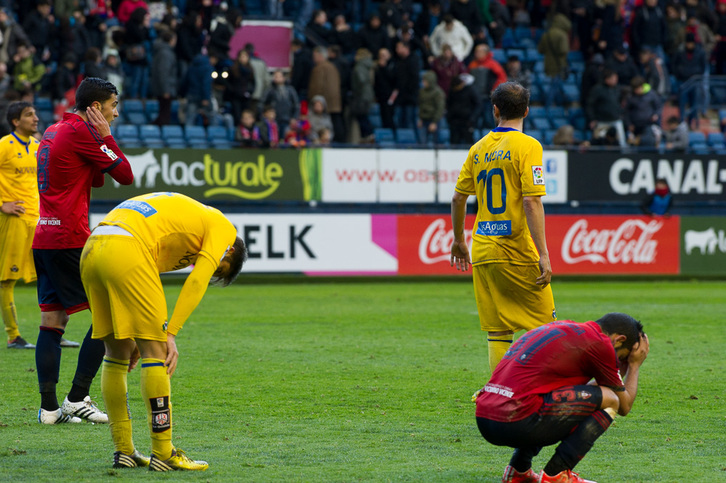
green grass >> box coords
[0,280,725,482]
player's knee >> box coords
[600,386,620,413]
[0,280,15,290]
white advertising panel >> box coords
[436,149,470,203]
[541,150,568,203]
[377,149,436,203]
[321,148,378,202]
[91,213,399,275]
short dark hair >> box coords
[6,101,33,129]
[491,81,530,121]
[75,77,118,111]
[214,236,248,287]
[596,313,644,351]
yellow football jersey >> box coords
[455,127,546,265]
[99,192,237,273]
[0,133,39,220]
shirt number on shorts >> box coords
[476,168,507,215]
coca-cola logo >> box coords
[561,219,663,264]
[418,219,473,264]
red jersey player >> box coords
[476,313,649,483]
[32,77,133,425]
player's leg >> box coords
[486,330,514,373]
[0,216,34,348]
[538,385,612,482]
[476,415,541,482]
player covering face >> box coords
[80,192,247,471]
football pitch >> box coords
[0,279,724,482]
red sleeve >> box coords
[76,122,133,185]
[92,169,105,187]
[587,341,625,390]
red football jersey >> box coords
[33,112,133,249]
[476,320,625,422]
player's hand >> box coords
[86,105,111,138]
[628,333,649,366]
[450,240,471,271]
[536,255,552,286]
[1,200,25,216]
[165,334,179,376]
[128,344,141,372]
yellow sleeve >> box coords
[197,214,237,268]
[520,137,547,197]
[166,256,216,336]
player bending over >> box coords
[80,192,247,471]
[475,313,649,483]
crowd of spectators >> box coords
[0,0,724,149]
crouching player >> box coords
[475,313,649,483]
[80,192,247,471]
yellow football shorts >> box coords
[81,234,168,342]
[0,214,36,282]
[472,262,556,332]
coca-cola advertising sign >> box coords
[548,215,680,274]
[398,215,477,275]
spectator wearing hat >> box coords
[605,45,639,88]
[417,70,445,145]
[350,48,376,142]
[357,14,390,61]
[665,3,687,61]
[673,32,707,126]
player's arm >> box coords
[451,190,471,271]
[614,333,649,416]
[523,195,551,286]
[166,255,217,337]
[85,106,134,185]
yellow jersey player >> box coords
[80,192,247,471]
[0,102,39,349]
[450,81,556,375]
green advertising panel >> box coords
[92,148,322,202]
[680,216,726,276]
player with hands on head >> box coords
[80,192,247,471]
[476,313,649,483]
[33,77,133,425]
[450,81,555,376]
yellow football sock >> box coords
[1,280,20,341]
[487,333,513,373]
[140,358,173,460]
[101,357,135,455]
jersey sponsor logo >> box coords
[37,217,61,226]
[162,320,168,332]
[561,219,663,264]
[116,200,157,217]
[15,166,36,174]
[476,220,512,236]
[532,166,545,185]
[483,383,514,398]
[100,144,118,161]
[418,218,473,265]
[10,265,18,272]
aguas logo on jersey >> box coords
[532,166,545,185]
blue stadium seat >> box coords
[396,128,418,144]
[207,125,230,142]
[567,51,584,63]
[185,125,207,143]
[707,132,725,147]
[501,28,516,48]
[533,61,545,73]
[38,110,54,125]
[116,124,139,142]
[524,48,542,63]
[374,128,395,144]
[690,142,710,154]
[562,84,580,104]
[506,49,525,62]
[139,124,162,141]
[544,129,558,145]
[551,117,569,129]
[161,125,185,147]
[188,141,210,149]
[546,106,566,118]
[688,131,706,146]
[143,139,165,148]
[532,117,551,130]
[492,48,508,65]
[528,106,547,118]
[35,97,52,111]
[144,99,159,122]
[515,27,534,42]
